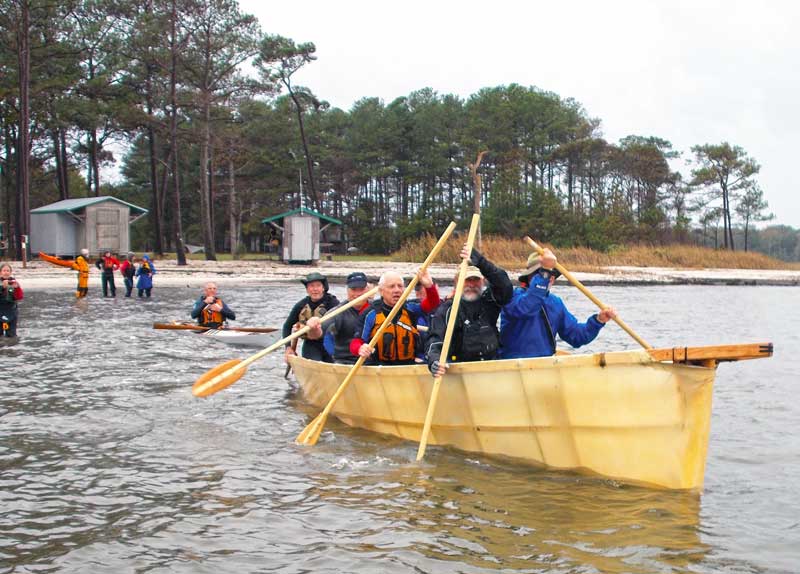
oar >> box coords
[296,221,457,447]
[417,213,480,461]
[192,285,379,398]
[153,323,278,334]
[524,236,651,350]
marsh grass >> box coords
[392,234,800,271]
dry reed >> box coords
[393,234,799,271]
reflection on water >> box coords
[1,284,798,573]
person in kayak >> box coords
[352,268,440,365]
[283,272,340,364]
[427,243,513,376]
[191,282,236,328]
[499,249,617,359]
[0,262,23,338]
[320,271,372,365]
[95,250,120,297]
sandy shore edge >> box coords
[7,258,800,289]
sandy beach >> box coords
[9,257,800,289]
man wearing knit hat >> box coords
[499,247,616,359]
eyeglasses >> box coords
[536,268,561,280]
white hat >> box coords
[80,248,89,257]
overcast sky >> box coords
[238,0,800,227]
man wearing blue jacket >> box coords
[499,249,617,359]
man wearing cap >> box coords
[321,271,372,364]
[283,272,340,363]
[427,243,513,376]
[353,268,440,365]
[499,248,617,359]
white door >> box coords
[290,217,313,261]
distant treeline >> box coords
[1,0,796,262]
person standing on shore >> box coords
[95,250,120,297]
[38,248,91,297]
[283,272,340,364]
[499,248,617,359]
[136,254,155,297]
[119,252,136,297]
[191,282,236,328]
[0,263,23,339]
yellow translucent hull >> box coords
[291,350,716,491]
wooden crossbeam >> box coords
[647,343,773,365]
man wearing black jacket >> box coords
[283,272,340,363]
[427,244,513,377]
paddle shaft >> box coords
[153,323,277,334]
[416,214,480,461]
[297,221,458,446]
[192,285,379,397]
[524,236,651,350]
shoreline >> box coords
[9,259,800,289]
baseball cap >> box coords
[464,266,483,280]
[346,271,368,288]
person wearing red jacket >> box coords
[119,252,136,297]
[95,250,121,297]
[0,262,23,339]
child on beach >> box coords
[0,262,23,338]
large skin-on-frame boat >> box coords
[289,343,772,490]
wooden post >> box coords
[468,151,487,251]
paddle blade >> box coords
[296,412,327,446]
[192,359,245,397]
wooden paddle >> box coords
[296,221,457,447]
[416,214,480,461]
[192,285,379,398]
[153,323,278,334]
[524,236,652,350]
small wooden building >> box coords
[261,207,342,263]
[30,196,148,257]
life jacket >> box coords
[296,297,332,338]
[1,283,16,304]
[369,303,420,363]
[201,297,226,326]
[455,302,500,361]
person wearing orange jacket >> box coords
[95,250,121,297]
[39,248,91,298]
[191,282,236,328]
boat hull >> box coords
[290,350,716,490]
[202,329,277,347]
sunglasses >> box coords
[536,268,561,280]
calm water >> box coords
[1,282,798,574]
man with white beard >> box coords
[427,244,513,377]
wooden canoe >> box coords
[289,342,772,490]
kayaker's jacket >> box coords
[0,279,23,321]
[136,256,155,289]
[72,256,90,288]
[120,260,135,280]
[499,274,605,359]
[427,250,513,366]
[323,299,370,364]
[191,295,235,328]
[351,284,440,365]
[95,255,120,275]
